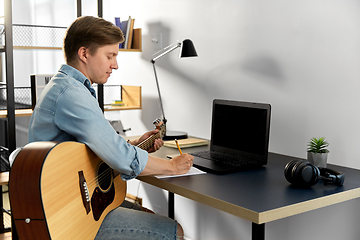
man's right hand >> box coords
[170,153,194,175]
[138,153,194,177]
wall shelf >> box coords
[104,85,142,111]
[1,24,142,52]
[119,28,142,52]
[0,85,142,119]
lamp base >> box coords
[163,131,188,141]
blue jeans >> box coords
[95,207,178,240]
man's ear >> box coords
[77,46,89,64]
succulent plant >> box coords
[307,137,329,154]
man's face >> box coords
[86,43,119,85]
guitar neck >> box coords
[136,132,161,152]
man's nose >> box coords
[112,59,118,69]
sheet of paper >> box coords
[155,167,206,179]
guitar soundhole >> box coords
[92,162,116,221]
[97,162,113,192]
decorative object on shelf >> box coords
[31,74,53,109]
[0,24,5,48]
[0,84,32,110]
[150,39,198,140]
[12,24,67,49]
[307,137,329,168]
[0,145,10,172]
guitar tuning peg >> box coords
[153,118,162,125]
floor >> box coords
[2,185,11,229]
[0,185,11,239]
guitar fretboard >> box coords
[136,132,161,151]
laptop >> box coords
[191,99,271,174]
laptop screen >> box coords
[210,99,271,164]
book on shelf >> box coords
[123,16,131,49]
[111,100,124,107]
[114,17,123,49]
[126,18,135,49]
[114,16,137,50]
[124,16,135,49]
[115,16,128,49]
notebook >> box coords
[190,99,271,174]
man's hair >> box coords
[63,16,124,64]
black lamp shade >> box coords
[180,39,198,58]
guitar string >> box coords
[137,134,161,151]
[78,170,123,204]
[137,133,159,149]
[62,131,164,206]
[59,168,114,204]
[86,167,114,189]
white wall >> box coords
[107,1,360,239]
[11,0,360,239]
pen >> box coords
[175,139,183,155]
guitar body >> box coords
[9,141,126,240]
[10,118,165,239]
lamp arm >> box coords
[151,42,181,63]
[152,63,167,124]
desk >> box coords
[0,172,9,186]
[0,109,33,118]
[137,143,360,240]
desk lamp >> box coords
[151,39,198,140]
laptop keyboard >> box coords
[189,151,258,167]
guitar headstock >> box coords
[153,118,166,139]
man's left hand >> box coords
[137,130,164,153]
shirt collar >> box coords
[58,64,97,98]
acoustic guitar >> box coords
[9,118,165,240]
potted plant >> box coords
[307,137,329,168]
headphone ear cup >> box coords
[285,160,320,187]
[291,161,310,186]
[284,160,300,184]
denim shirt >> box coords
[28,64,148,180]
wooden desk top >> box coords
[138,144,360,224]
[0,172,9,186]
[0,109,33,118]
[0,105,142,119]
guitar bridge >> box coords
[79,171,91,214]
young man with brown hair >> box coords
[28,16,193,240]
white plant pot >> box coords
[307,152,328,168]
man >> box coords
[28,16,194,240]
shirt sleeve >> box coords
[53,84,148,180]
